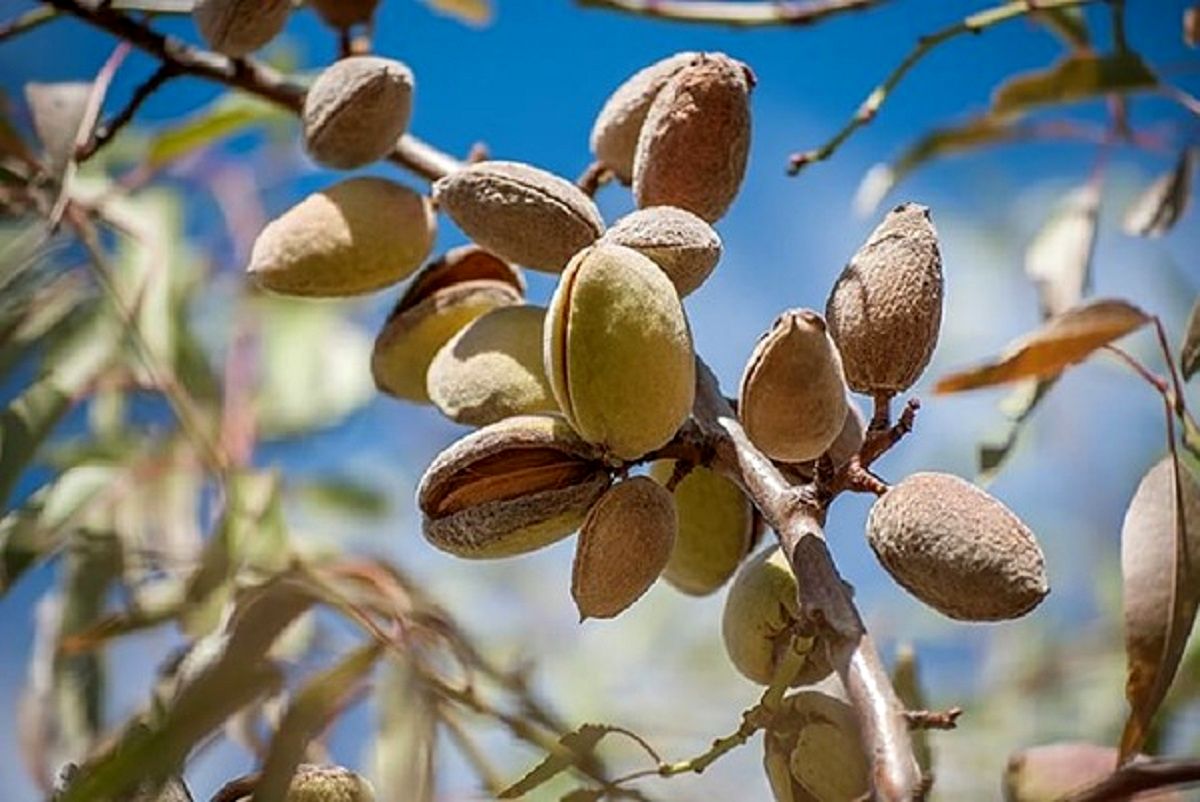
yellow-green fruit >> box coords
[545,243,695,461]
[867,472,1049,621]
[427,305,557,426]
[826,203,943,396]
[311,0,380,28]
[765,692,869,802]
[649,460,753,596]
[589,52,699,184]
[303,56,413,170]
[1003,743,1181,802]
[722,547,833,687]
[193,0,290,57]
[633,53,753,223]
[372,246,523,403]
[433,161,605,272]
[571,476,676,620]
[287,765,375,802]
[739,309,849,463]
[602,206,722,296]
[417,414,612,558]
[249,177,435,297]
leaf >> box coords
[294,478,389,519]
[370,656,437,802]
[145,94,286,169]
[1122,148,1197,238]
[561,791,604,802]
[499,725,618,798]
[977,377,1059,483]
[422,0,493,26]
[935,299,1150,394]
[1025,182,1101,319]
[110,0,195,11]
[1187,6,1199,48]
[891,644,932,774]
[24,82,92,178]
[991,52,1158,118]
[1034,6,1091,50]
[1119,457,1200,761]
[252,642,384,802]
[1182,297,1200,381]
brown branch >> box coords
[1064,757,1200,802]
[903,707,962,731]
[41,0,463,181]
[577,0,887,28]
[77,63,178,161]
[577,160,614,197]
[0,5,57,43]
[691,360,922,801]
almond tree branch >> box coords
[76,62,178,161]
[1064,757,1200,802]
[0,5,57,43]
[691,360,922,802]
[788,0,1101,174]
[576,0,886,28]
[39,0,463,181]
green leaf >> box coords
[1181,297,1200,382]
[1122,147,1197,238]
[145,94,287,169]
[499,725,619,798]
[294,478,389,519]
[991,52,1158,117]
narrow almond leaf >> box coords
[423,0,493,26]
[935,299,1150,394]
[1119,457,1200,761]
[1025,183,1101,319]
[1122,148,1197,238]
[978,377,1059,483]
[370,655,437,802]
[991,52,1158,118]
[1181,298,1200,381]
[1034,6,1091,49]
[24,82,92,178]
[145,94,286,169]
[499,724,618,798]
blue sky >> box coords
[1,0,1199,799]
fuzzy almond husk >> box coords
[311,0,381,28]
[417,414,611,558]
[650,460,753,596]
[303,56,413,170]
[249,177,435,297]
[589,52,700,184]
[193,0,290,57]
[287,765,375,802]
[739,309,849,463]
[545,243,695,461]
[633,53,753,223]
[571,476,676,620]
[776,692,869,802]
[602,206,722,296]
[427,305,557,426]
[433,161,605,273]
[721,546,834,687]
[867,472,1049,621]
[826,202,943,395]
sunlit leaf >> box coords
[1122,148,1197,238]
[1034,6,1091,50]
[422,0,493,26]
[1119,457,1200,761]
[253,642,384,802]
[499,725,619,798]
[935,299,1150,394]
[24,82,91,178]
[1181,297,1200,381]
[1025,182,1100,319]
[991,52,1157,118]
[145,94,287,169]
[370,656,437,802]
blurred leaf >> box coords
[1181,298,1200,381]
[561,791,603,802]
[253,642,384,802]
[935,299,1150,394]
[24,82,91,178]
[371,656,437,802]
[978,377,1059,483]
[1119,457,1200,761]
[422,0,493,26]
[892,645,933,775]
[1034,6,1091,49]
[110,0,195,10]
[145,94,286,169]
[1187,6,1199,48]
[1122,147,1197,238]
[294,478,389,519]
[499,725,620,798]
[991,52,1157,117]
[0,274,91,388]
[1025,182,1100,319]
[0,90,38,166]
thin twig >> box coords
[903,707,962,731]
[577,0,887,28]
[77,63,178,161]
[577,160,614,197]
[788,0,1101,174]
[1064,757,1200,801]
[0,5,57,43]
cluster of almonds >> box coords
[243,45,1053,798]
[194,0,380,58]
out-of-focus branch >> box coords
[0,5,57,43]
[577,0,886,27]
[690,360,923,802]
[40,0,463,180]
[788,0,1101,174]
[1064,757,1200,802]
[76,63,178,161]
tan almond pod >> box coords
[433,161,605,272]
[248,177,435,297]
[602,206,722,296]
[571,476,676,620]
[633,53,753,223]
[193,0,290,57]
[764,691,870,802]
[287,765,375,802]
[826,202,944,396]
[303,56,413,170]
[417,414,612,558]
[867,472,1049,621]
[311,0,381,28]
[372,246,524,403]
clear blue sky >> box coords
[1,1,1198,799]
